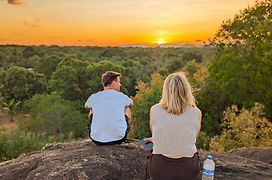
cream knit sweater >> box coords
[151,103,201,158]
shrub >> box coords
[129,73,164,139]
[21,94,88,139]
[210,103,272,152]
[0,128,55,162]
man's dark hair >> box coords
[101,71,121,87]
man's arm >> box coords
[124,106,131,119]
[128,98,133,107]
[84,101,92,118]
[85,102,91,110]
[124,97,133,119]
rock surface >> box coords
[228,147,272,165]
[0,139,271,180]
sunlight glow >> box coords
[0,0,257,46]
[155,39,166,45]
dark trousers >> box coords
[145,152,201,180]
[88,114,130,146]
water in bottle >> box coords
[202,155,215,180]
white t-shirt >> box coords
[85,89,132,142]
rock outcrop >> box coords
[0,139,271,180]
[228,147,272,165]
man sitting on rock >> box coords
[85,71,133,145]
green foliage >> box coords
[33,55,63,80]
[129,73,164,139]
[181,62,223,137]
[165,59,184,73]
[182,60,200,76]
[196,77,226,136]
[210,0,272,117]
[210,103,272,152]
[21,94,87,139]
[49,57,90,101]
[22,46,42,59]
[195,0,272,139]
[182,52,203,63]
[86,60,128,94]
[0,45,218,161]
[0,128,75,162]
[196,131,211,150]
[215,0,272,45]
[0,66,47,101]
[0,129,50,162]
[2,99,20,122]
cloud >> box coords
[23,18,40,28]
[7,0,23,5]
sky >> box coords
[0,0,257,46]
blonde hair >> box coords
[160,72,195,115]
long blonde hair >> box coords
[160,72,195,115]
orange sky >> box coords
[0,0,256,46]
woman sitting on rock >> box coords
[145,72,202,180]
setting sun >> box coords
[155,39,166,45]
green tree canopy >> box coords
[182,52,203,63]
[1,66,47,101]
[215,0,272,45]
[49,57,90,101]
[129,73,164,139]
[86,60,128,95]
[210,0,272,118]
[210,103,272,152]
[33,55,63,80]
[21,94,87,138]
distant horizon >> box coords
[0,41,207,47]
[0,0,256,46]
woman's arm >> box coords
[144,106,154,142]
[196,108,202,138]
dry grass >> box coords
[0,111,21,132]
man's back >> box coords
[86,89,131,143]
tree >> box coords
[86,60,128,95]
[196,77,227,136]
[22,46,40,59]
[182,52,202,63]
[33,55,63,80]
[182,60,200,76]
[21,94,87,138]
[1,66,47,101]
[210,0,272,118]
[129,73,164,139]
[2,99,20,122]
[166,58,184,73]
[215,0,272,45]
[49,57,90,101]
[210,103,272,152]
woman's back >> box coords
[145,72,201,180]
[152,103,201,158]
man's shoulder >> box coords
[111,90,129,98]
[89,91,103,99]
[93,90,129,98]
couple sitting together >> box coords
[85,71,201,180]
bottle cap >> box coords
[208,155,213,160]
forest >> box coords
[0,0,271,162]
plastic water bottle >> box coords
[202,155,215,180]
